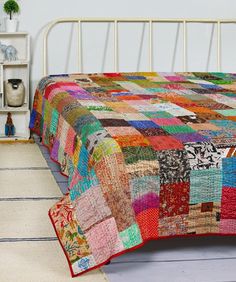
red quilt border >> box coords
[49,209,236,278]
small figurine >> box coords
[0,41,18,61]
[5,112,15,136]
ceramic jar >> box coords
[5,79,25,107]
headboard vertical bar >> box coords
[77,20,82,72]
[114,20,118,72]
[149,20,153,71]
[217,21,221,72]
[183,20,187,72]
[43,29,48,76]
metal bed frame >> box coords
[43,18,236,76]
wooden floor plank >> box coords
[105,237,236,282]
[105,258,236,282]
[109,237,236,261]
[0,241,107,282]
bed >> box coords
[30,18,236,277]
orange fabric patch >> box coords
[117,95,142,101]
[114,135,150,147]
[189,123,221,131]
[227,116,236,122]
[186,107,216,114]
[136,208,159,240]
[164,96,193,104]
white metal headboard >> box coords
[43,18,236,76]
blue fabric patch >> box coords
[70,168,99,201]
[77,145,89,177]
[128,120,160,129]
[125,76,147,80]
[29,109,36,129]
[74,114,98,135]
[190,168,222,204]
[199,84,224,90]
[210,120,236,129]
[222,157,236,188]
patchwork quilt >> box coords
[30,72,236,277]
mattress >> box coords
[30,72,236,277]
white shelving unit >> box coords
[0,32,30,141]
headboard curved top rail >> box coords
[43,17,236,76]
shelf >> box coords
[0,105,29,112]
[0,61,29,66]
[0,32,28,36]
[0,134,29,141]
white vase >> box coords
[5,19,18,32]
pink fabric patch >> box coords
[85,217,124,264]
[68,169,82,190]
[75,186,112,231]
[220,219,236,233]
[132,192,159,215]
[106,126,142,137]
[60,83,81,91]
[162,84,185,90]
[65,127,76,156]
[165,76,186,82]
[152,117,184,126]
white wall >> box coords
[1,0,236,99]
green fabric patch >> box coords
[146,88,169,93]
[44,99,52,125]
[182,94,209,101]
[58,145,66,165]
[103,85,124,91]
[122,146,157,165]
[81,121,103,144]
[215,109,236,116]
[222,93,236,98]
[50,109,59,135]
[87,106,113,111]
[210,72,232,79]
[162,125,196,134]
[142,111,173,118]
[120,224,142,249]
[131,80,161,88]
[40,116,44,135]
[92,138,121,162]
[209,80,233,85]
[43,125,50,146]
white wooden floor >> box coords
[104,237,236,282]
[37,139,236,282]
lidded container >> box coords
[5,79,25,107]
